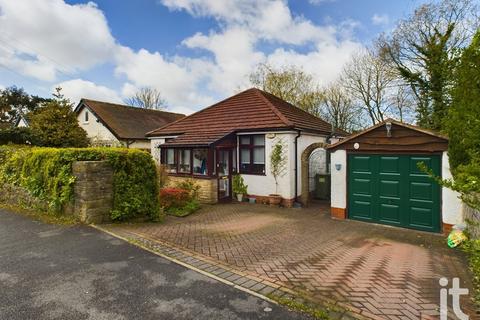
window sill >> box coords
[239,172,266,176]
[167,173,215,180]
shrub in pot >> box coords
[232,174,248,202]
[269,141,286,206]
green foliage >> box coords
[167,200,200,217]
[0,85,50,125]
[270,141,286,194]
[29,88,89,148]
[0,146,160,221]
[174,178,200,200]
[462,239,480,304]
[382,0,478,130]
[232,174,248,195]
[0,127,36,145]
[442,30,480,209]
[159,187,200,217]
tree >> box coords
[125,87,166,110]
[249,64,323,116]
[29,88,89,148]
[442,30,480,209]
[0,86,50,125]
[381,0,479,130]
[320,82,359,133]
[341,47,400,126]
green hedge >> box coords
[0,146,160,221]
[0,127,36,145]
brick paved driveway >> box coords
[106,202,475,319]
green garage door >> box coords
[348,154,441,232]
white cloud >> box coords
[158,0,363,95]
[114,46,215,110]
[161,0,340,45]
[371,13,389,26]
[0,0,116,81]
[1,0,365,114]
[309,0,336,4]
[55,79,122,106]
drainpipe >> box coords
[294,130,301,204]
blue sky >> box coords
[0,0,427,114]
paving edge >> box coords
[91,225,279,303]
[92,225,360,320]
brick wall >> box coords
[73,161,113,224]
[167,176,218,204]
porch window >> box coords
[239,134,265,174]
[178,149,191,173]
[193,149,208,175]
[165,148,176,173]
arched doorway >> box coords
[300,142,329,206]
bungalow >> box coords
[148,88,347,206]
[75,99,185,150]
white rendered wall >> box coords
[128,140,151,149]
[77,107,119,145]
[330,150,347,209]
[442,151,464,225]
[241,132,296,200]
[150,138,166,162]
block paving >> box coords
[103,202,476,319]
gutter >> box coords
[294,129,301,204]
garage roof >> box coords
[327,119,448,152]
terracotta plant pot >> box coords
[268,194,282,206]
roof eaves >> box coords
[327,119,447,150]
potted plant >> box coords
[232,174,248,202]
[269,141,287,206]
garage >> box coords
[348,154,441,232]
[328,119,463,234]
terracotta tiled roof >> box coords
[148,88,347,146]
[76,99,185,140]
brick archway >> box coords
[300,142,329,206]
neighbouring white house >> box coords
[74,99,185,150]
[147,88,347,206]
[14,114,29,128]
[327,119,463,234]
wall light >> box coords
[385,122,392,137]
[335,163,342,171]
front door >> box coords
[217,149,232,201]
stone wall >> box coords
[464,204,480,239]
[167,176,218,204]
[0,183,49,211]
[72,161,113,224]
